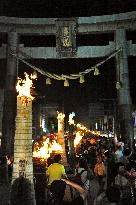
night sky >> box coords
[0,0,136,18]
[0,0,136,115]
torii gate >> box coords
[0,11,136,161]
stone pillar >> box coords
[0,89,4,138]
[12,98,33,182]
[12,97,36,204]
[2,31,18,157]
[115,29,134,152]
[1,31,18,183]
[57,112,67,165]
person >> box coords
[46,154,66,186]
[114,164,132,203]
[88,174,100,204]
[115,145,124,163]
[105,149,117,187]
[106,185,121,205]
[94,154,106,191]
[10,176,35,205]
[119,148,131,165]
[93,185,120,205]
[87,146,96,169]
[47,179,88,205]
[74,158,92,191]
[7,155,14,182]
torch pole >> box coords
[68,124,76,170]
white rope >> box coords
[10,48,120,81]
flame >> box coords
[57,112,65,121]
[49,140,63,153]
[33,138,63,160]
[74,131,83,147]
[16,72,34,105]
[77,123,89,132]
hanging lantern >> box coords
[46,78,51,85]
[116,81,121,90]
[79,75,85,83]
[94,67,100,76]
[64,79,69,87]
[32,71,38,79]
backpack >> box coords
[72,169,86,186]
[115,174,132,200]
[94,162,105,176]
[84,168,94,191]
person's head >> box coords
[118,165,126,175]
[50,180,66,201]
[106,185,120,203]
[104,150,110,158]
[47,157,54,167]
[100,146,106,153]
[79,158,88,169]
[123,148,131,157]
[116,145,122,150]
[75,157,80,168]
[125,163,135,175]
[10,176,35,205]
[54,154,61,163]
[96,155,102,163]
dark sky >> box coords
[0,0,136,17]
[0,0,136,114]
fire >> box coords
[57,112,65,121]
[74,131,83,147]
[77,123,89,132]
[33,138,63,160]
[16,72,34,106]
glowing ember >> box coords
[16,72,34,106]
[74,131,83,147]
[33,138,63,160]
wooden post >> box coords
[69,124,75,159]
[68,113,76,169]
[57,112,67,166]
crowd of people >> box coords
[2,135,136,205]
[45,137,136,205]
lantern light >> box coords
[79,75,85,83]
[46,78,51,85]
[64,79,69,87]
[116,81,121,90]
[94,67,100,76]
[32,71,37,79]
